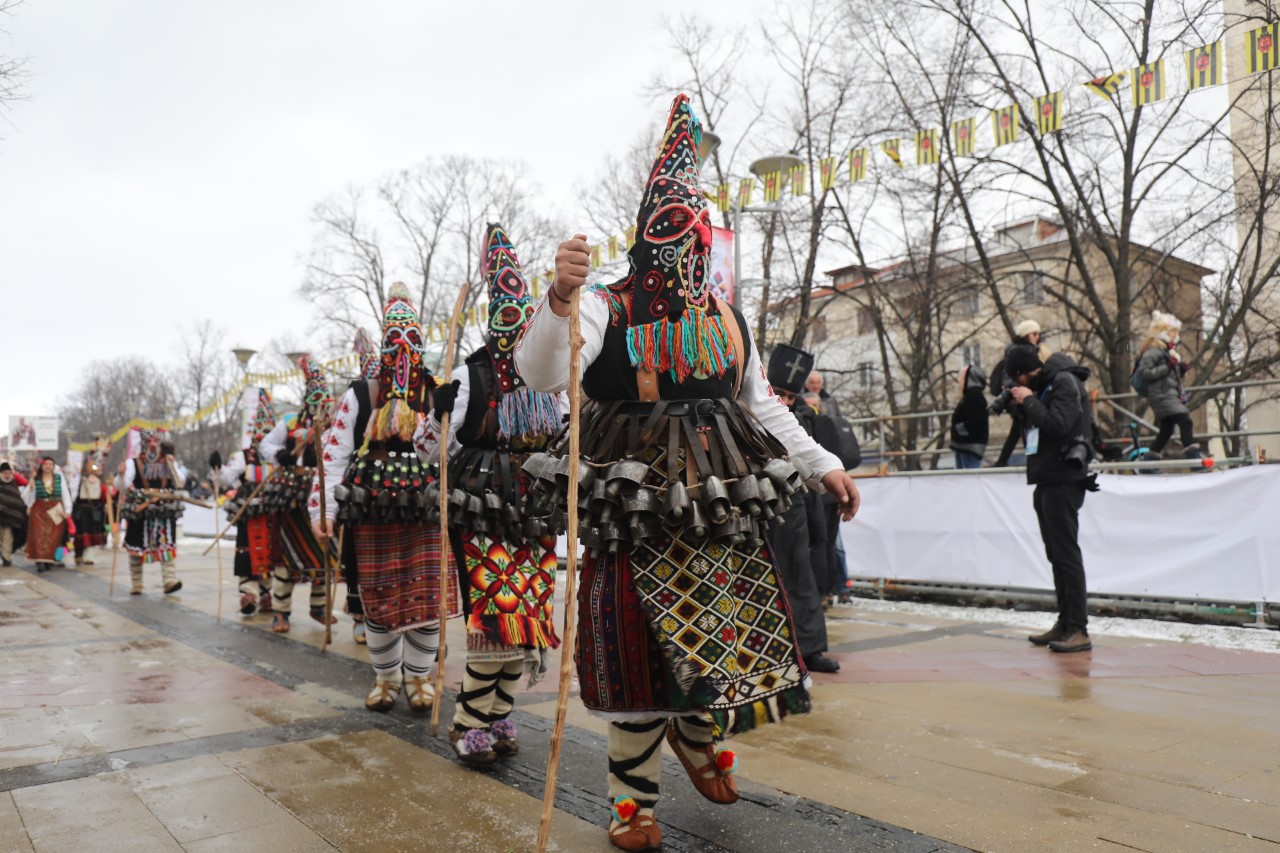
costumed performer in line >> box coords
[118,430,185,594]
[413,223,565,767]
[311,283,459,713]
[24,456,72,572]
[216,387,279,614]
[70,440,112,566]
[515,94,860,852]
[260,355,337,633]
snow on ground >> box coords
[839,596,1280,655]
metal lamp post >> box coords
[732,153,804,306]
[231,348,257,376]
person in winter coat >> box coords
[992,320,1053,466]
[1136,312,1199,460]
[0,462,29,566]
[1006,346,1098,654]
[950,364,989,468]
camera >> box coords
[987,387,1014,415]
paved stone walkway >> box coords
[1,543,1277,852]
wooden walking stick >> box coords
[537,281,585,853]
[313,426,334,651]
[202,473,273,556]
[430,282,471,738]
[108,486,125,598]
[323,527,343,654]
[211,463,224,622]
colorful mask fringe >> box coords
[482,223,563,441]
[353,328,380,380]
[296,354,334,428]
[369,283,429,444]
[606,94,735,383]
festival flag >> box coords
[545,270,556,293]
[590,245,602,269]
[848,148,868,182]
[991,104,1019,147]
[1131,60,1167,107]
[716,183,732,212]
[1248,23,1280,74]
[738,177,755,207]
[1083,72,1127,100]
[531,275,541,298]
[1185,41,1222,90]
[1034,91,1063,134]
[951,117,976,157]
[625,226,637,248]
[819,156,839,190]
[607,235,619,260]
[880,139,904,168]
[915,128,939,165]
[790,163,808,196]
[763,170,783,202]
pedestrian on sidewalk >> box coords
[950,364,989,469]
[1005,346,1098,654]
[23,456,72,572]
[515,95,860,853]
[414,223,565,769]
[312,283,457,715]
[1136,312,1200,461]
[0,462,29,566]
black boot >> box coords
[1028,622,1068,646]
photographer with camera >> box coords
[990,321,1051,466]
[1004,345,1099,654]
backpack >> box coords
[828,413,863,470]
[1130,355,1150,396]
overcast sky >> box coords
[0,0,772,421]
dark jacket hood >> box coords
[1039,353,1090,387]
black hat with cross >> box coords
[767,344,815,395]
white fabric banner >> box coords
[841,466,1279,603]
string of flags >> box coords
[696,30,1264,211]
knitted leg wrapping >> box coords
[453,659,504,730]
[607,718,666,810]
[363,617,404,679]
[400,622,440,679]
[271,565,294,614]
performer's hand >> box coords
[822,469,861,522]
[432,379,461,421]
[313,518,335,541]
[549,234,590,317]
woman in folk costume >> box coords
[70,447,111,566]
[516,95,860,852]
[413,224,565,767]
[259,355,337,633]
[118,430,186,594]
[311,283,459,713]
[23,456,73,572]
[217,388,279,615]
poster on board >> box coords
[709,226,735,305]
[8,416,59,452]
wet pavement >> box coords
[1,543,1277,852]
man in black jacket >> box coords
[1006,346,1098,653]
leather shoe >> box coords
[1028,622,1068,646]
[608,813,663,852]
[804,653,840,673]
[1049,630,1092,653]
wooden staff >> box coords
[211,464,224,622]
[430,282,471,738]
[537,282,584,852]
[108,486,125,598]
[314,426,333,650]
[322,527,343,654]
[202,473,273,556]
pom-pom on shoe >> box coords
[607,799,662,853]
[490,719,519,756]
[450,726,497,768]
[665,724,739,804]
[239,592,257,615]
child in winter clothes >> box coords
[1137,312,1199,460]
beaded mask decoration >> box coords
[297,354,334,428]
[353,328,380,380]
[239,387,277,452]
[368,282,432,443]
[605,93,733,383]
[482,223,562,441]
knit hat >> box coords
[603,94,733,384]
[0,462,10,473]
[767,345,815,395]
[481,223,562,441]
[1004,345,1044,377]
[1147,311,1182,343]
[1014,319,1041,339]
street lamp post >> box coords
[231,348,257,376]
[732,153,804,305]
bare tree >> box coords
[0,0,29,133]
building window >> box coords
[955,291,981,317]
[961,342,982,369]
[810,316,828,343]
[1022,272,1045,304]
[856,307,874,335]
[857,361,875,389]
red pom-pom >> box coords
[488,400,498,409]
[715,749,738,775]
[612,796,638,824]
